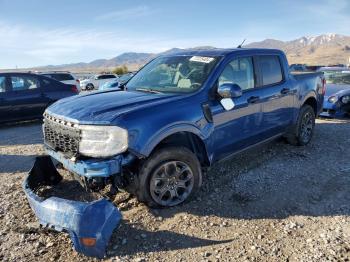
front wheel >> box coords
[136,147,202,208]
[285,104,315,146]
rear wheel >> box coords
[136,147,202,208]
[86,83,94,90]
[286,104,315,146]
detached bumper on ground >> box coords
[22,156,122,258]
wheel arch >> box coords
[143,129,210,167]
[302,96,318,115]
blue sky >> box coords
[0,0,349,69]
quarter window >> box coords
[11,76,39,91]
[258,55,283,86]
[219,57,255,91]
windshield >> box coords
[323,70,350,85]
[126,55,220,93]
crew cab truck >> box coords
[23,48,325,257]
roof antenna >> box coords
[237,39,246,48]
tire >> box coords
[135,147,202,208]
[285,104,315,146]
[86,84,94,90]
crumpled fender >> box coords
[22,156,122,258]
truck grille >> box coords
[43,113,80,158]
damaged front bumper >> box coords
[22,156,122,258]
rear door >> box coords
[6,74,47,120]
[256,55,295,138]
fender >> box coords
[300,90,317,106]
[139,122,212,158]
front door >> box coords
[209,56,264,162]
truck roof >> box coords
[160,48,285,57]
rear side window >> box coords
[10,75,39,91]
[0,76,6,92]
[43,73,74,81]
[258,55,283,86]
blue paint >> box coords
[47,148,122,178]
[46,48,325,164]
[320,83,350,117]
[23,156,122,258]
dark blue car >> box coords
[24,48,325,257]
[319,67,350,117]
[0,72,78,123]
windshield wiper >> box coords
[135,88,163,94]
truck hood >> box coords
[325,84,350,98]
[47,90,178,124]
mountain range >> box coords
[30,34,350,72]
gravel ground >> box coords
[0,118,350,262]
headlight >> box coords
[341,95,350,104]
[328,96,338,103]
[79,125,128,157]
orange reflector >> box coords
[80,237,96,247]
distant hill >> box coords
[12,33,350,73]
[246,33,350,65]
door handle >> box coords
[247,96,260,104]
[281,88,290,95]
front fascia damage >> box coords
[22,156,122,258]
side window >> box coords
[97,75,104,80]
[218,57,255,91]
[0,76,6,93]
[258,55,283,86]
[42,78,55,87]
[11,75,39,91]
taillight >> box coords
[322,78,326,95]
[76,79,80,84]
[71,85,79,93]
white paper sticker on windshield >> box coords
[190,56,214,63]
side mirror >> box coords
[217,83,242,99]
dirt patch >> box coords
[0,119,350,261]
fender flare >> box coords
[300,90,317,106]
[140,123,209,157]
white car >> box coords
[80,74,118,90]
[40,71,81,92]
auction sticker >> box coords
[190,56,215,63]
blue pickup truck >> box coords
[24,48,325,257]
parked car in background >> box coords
[38,48,325,209]
[118,72,135,85]
[99,79,120,91]
[80,74,118,90]
[39,71,81,92]
[318,67,350,117]
[0,72,78,123]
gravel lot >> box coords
[0,118,350,261]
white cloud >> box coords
[94,5,155,21]
[0,20,244,69]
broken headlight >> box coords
[79,125,128,158]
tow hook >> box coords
[22,156,122,258]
